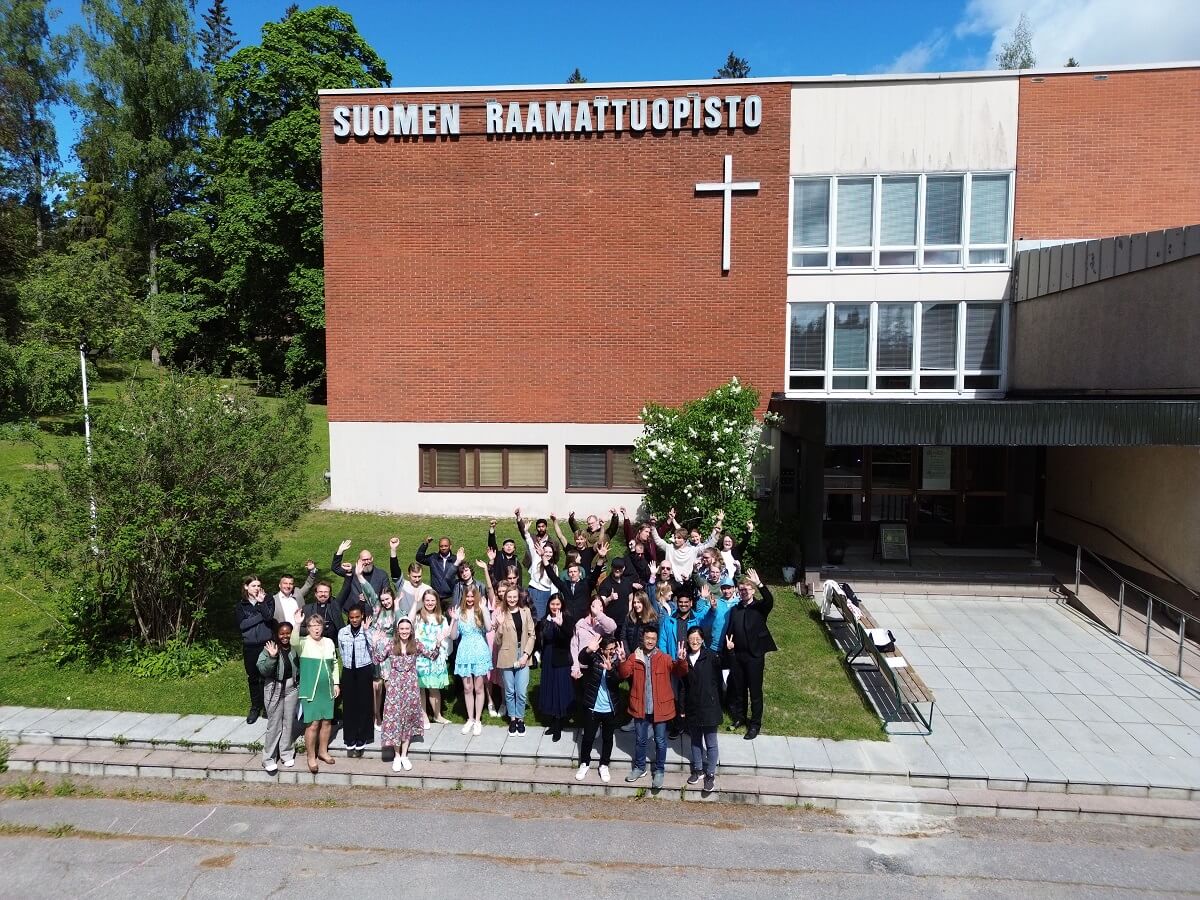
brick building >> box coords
[319,62,1200,598]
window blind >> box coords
[836,178,873,247]
[611,450,641,488]
[970,174,1009,245]
[965,304,1002,370]
[792,179,829,248]
[568,449,607,489]
[478,449,503,487]
[921,303,958,370]
[880,176,918,246]
[924,176,963,245]
[789,305,827,370]
[507,449,546,488]
[435,450,461,487]
[832,304,869,370]
[876,304,913,370]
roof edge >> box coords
[318,60,1200,97]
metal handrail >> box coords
[1073,544,1199,677]
[1055,508,1198,599]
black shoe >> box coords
[744,724,760,740]
[516,720,526,736]
[508,720,518,735]
[551,727,562,743]
[729,717,744,729]
[246,707,261,725]
[381,747,395,763]
[687,771,702,785]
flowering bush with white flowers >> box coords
[633,377,778,539]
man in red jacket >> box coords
[618,625,676,790]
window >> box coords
[789,172,1011,270]
[566,447,643,491]
[420,446,547,491]
[787,300,1005,395]
[791,179,829,268]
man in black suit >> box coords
[723,568,777,740]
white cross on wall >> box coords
[695,154,760,272]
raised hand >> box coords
[747,567,762,587]
[513,507,521,518]
[549,512,557,522]
[700,583,711,599]
[628,539,636,552]
[746,520,754,533]
[388,537,400,552]
[677,641,686,661]
[305,559,316,572]
[337,538,353,554]
[725,634,735,651]
[609,507,617,517]
[615,643,627,661]
[649,561,659,579]
[589,597,604,619]
[619,506,628,518]
[354,560,365,578]
[668,507,676,521]
[426,535,434,544]
[265,640,278,657]
[489,519,497,530]
[486,546,497,563]
[587,635,601,653]
[455,546,466,564]
[475,559,488,571]
[449,606,460,621]
[596,541,609,558]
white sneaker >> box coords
[487,706,499,718]
[620,720,636,732]
[599,765,611,783]
[472,719,482,736]
[575,763,589,781]
[400,756,412,771]
[282,759,295,768]
[263,759,278,774]
[461,721,473,735]
[392,756,404,772]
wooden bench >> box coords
[821,580,937,734]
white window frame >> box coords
[784,300,1006,399]
[786,172,1013,274]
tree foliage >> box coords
[996,12,1036,70]
[566,67,587,83]
[0,0,75,249]
[19,373,313,649]
[632,378,776,539]
[76,0,210,365]
[177,6,390,391]
[715,51,750,79]
[198,0,234,72]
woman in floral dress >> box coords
[358,576,398,729]
[371,617,442,771]
[450,584,492,735]
[414,589,451,726]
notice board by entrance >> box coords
[875,522,911,564]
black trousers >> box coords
[727,652,765,728]
[579,710,616,767]
[340,665,375,748]
[242,642,266,711]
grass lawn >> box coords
[0,371,884,741]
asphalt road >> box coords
[0,777,1197,898]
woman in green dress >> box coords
[298,613,341,773]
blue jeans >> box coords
[527,587,551,620]
[502,666,530,720]
[634,716,668,773]
[688,725,719,776]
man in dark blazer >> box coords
[723,568,777,740]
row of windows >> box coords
[419,446,642,492]
[787,300,1005,393]
[790,172,1013,271]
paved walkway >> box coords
[843,592,1200,795]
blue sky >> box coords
[45,0,1200,168]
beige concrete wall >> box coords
[1045,445,1200,592]
[1010,255,1200,393]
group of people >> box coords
[235,506,776,792]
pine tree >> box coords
[566,67,586,83]
[199,0,234,72]
[0,0,75,250]
[996,13,1036,70]
[1065,57,1079,67]
[715,51,750,79]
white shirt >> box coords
[401,580,435,614]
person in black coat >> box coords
[331,539,391,607]
[535,597,576,740]
[672,626,724,792]
[724,568,777,740]
[575,636,625,783]
[546,561,592,620]
[236,574,276,724]
[415,536,462,601]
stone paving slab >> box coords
[84,710,152,741]
[0,707,56,736]
[151,714,218,744]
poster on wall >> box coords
[922,446,952,490]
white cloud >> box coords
[961,0,1200,69]
[884,0,1200,74]
[878,32,950,73]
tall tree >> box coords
[566,67,586,84]
[198,0,234,72]
[715,51,750,79]
[996,12,1036,70]
[76,0,210,365]
[0,0,75,251]
[184,5,389,391]
[1065,57,1080,67]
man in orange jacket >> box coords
[618,625,677,790]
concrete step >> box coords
[7,742,1199,826]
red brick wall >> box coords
[1015,68,1200,240]
[320,85,791,424]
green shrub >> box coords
[118,635,229,679]
[0,339,88,421]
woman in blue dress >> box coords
[450,583,492,736]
